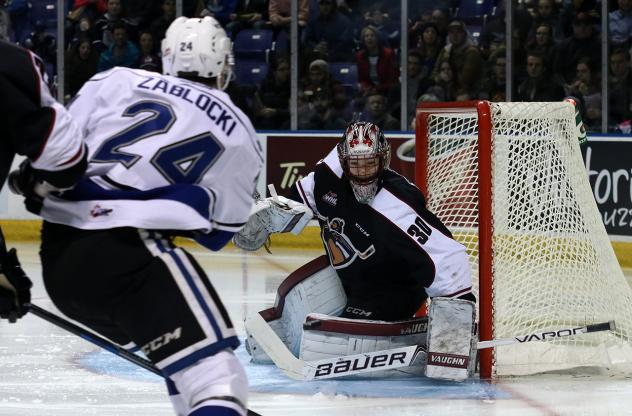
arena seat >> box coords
[233,29,274,62]
[329,62,358,95]
[233,59,269,87]
[30,0,57,30]
[455,0,497,18]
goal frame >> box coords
[415,100,495,379]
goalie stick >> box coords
[245,312,616,381]
[0,229,263,416]
[476,320,616,349]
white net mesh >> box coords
[421,102,632,376]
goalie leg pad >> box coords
[425,297,477,381]
[246,259,346,363]
[300,313,429,377]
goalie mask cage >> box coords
[415,100,632,378]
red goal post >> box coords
[414,100,632,379]
[415,101,494,378]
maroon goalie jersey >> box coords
[293,147,474,307]
[0,40,86,189]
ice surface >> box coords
[1,243,632,416]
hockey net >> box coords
[415,101,632,378]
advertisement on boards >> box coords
[582,139,632,238]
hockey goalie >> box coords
[236,122,478,381]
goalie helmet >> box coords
[161,16,234,90]
[337,122,391,204]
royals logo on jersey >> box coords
[321,217,375,268]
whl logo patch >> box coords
[322,191,338,206]
[90,204,113,217]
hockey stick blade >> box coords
[476,320,616,350]
[245,313,427,380]
[244,313,306,380]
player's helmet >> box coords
[337,122,391,204]
[161,16,233,90]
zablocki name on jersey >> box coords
[137,76,237,136]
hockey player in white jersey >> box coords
[28,17,262,416]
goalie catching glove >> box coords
[233,190,313,251]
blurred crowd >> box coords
[1,0,631,133]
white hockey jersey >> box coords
[41,67,263,244]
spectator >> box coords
[528,0,563,41]
[516,51,565,101]
[296,89,316,128]
[558,0,599,38]
[387,50,430,126]
[65,37,99,98]
[552,12,601,84]
[480,48,507,102]
[363,92,399,130]
[149,0,176,44]
[196,0,237,26]
[414,22,443,79]
[566,57,601,131]
[608,48,632,128]
[304,0,354,62]
[97,21,139,72]
[136,30,161,73]
[525,22,557,75]
[609,0,632,49]
[479,0,532,61]
[253,56,291,130]
[430,8,449,41]
[300,59,349,118]
[225,0,268,38]
[408,90,441,129]
[360,4,399,48]
[94,0,136,48]
[356,25,399,96]
[432,20,483,97]
[269,0,309,32]
[427,59,457,101]
[68,0,107,24]
[68,16,98,48]
[299,89,347,130]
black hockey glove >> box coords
[8,160,44,214]
[0,248,32,323]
